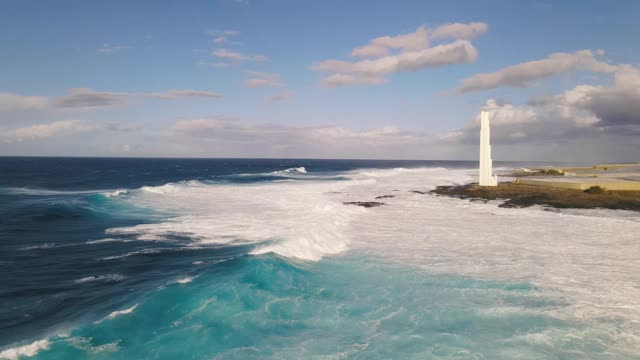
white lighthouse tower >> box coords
[479,111,498,186]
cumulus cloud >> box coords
[1,120,91,142]
[0,93,49,112]
[431,22,488,40]
[212,49,268,62]
[314,23,485,87]
[440,99,599,148]
[245,71,285,88]
[531,65,640,129]
[443,65,640,149]
[454,50,617,93]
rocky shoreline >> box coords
[430,182,640,211]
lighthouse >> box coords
[479,111,498,186]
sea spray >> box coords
[3,159,640,359]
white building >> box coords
[479,111,498,186]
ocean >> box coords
[1,157,639,359]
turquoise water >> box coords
[28,255,626,359]
[2,158,637,359]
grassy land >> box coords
[431,182,640,211]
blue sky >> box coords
[1,0,639,160]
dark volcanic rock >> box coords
[375,195,395,199]
[343,201,386,208]
[431,182,640,211]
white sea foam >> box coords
[102,165,640,353]
[67,337,120,353]
[337,166,640,354]
[103,189,128,198]
[103,304,138,321]
[74,274,126,284]
[174,277,194,284]
[107,177,362,261]
[19,243,57,250]
[85,238,136,245]
[99,248,163,261]
[278,166,307,174]
[0,338,50,360]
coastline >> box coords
[431,182,640,210]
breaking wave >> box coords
[0,338,50,360]
[3,163,640,358]
[102,305,138,321]
[272,166,307,174]
[105,175,364,261]
[101,164,640,353]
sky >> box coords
[1,0,639,161]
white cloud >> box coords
[213,36,227,44]
[443,65,640,148]
[351,26,429,58]
[56,88,223,108]
[208,29,240,36]
[454,50,617,93]
[350,44,389,58]
[532,65,640,129]
[245,71,285,88]
[1,120,91,142]
[0,93,49,112]
[167,117,476,159]
[440,99,595,146]
[480,99,537,126]
[173,118,428,146]
[320,74,386,87]
[198,61,229,68]
[268,92,294,102]
[431,22,488,40]
[98,44,131,54]
[212,49,268,62]
[53,88,125,108]
[145,89,224,99]
[314,23,485,87]
[2,88,224,111]
[314,40,477,76]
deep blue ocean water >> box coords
[1,157,636,359]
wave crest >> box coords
[0,338,50,360]
[106,177,359,261]
[102,304,138,322]
[274,166,307,174]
